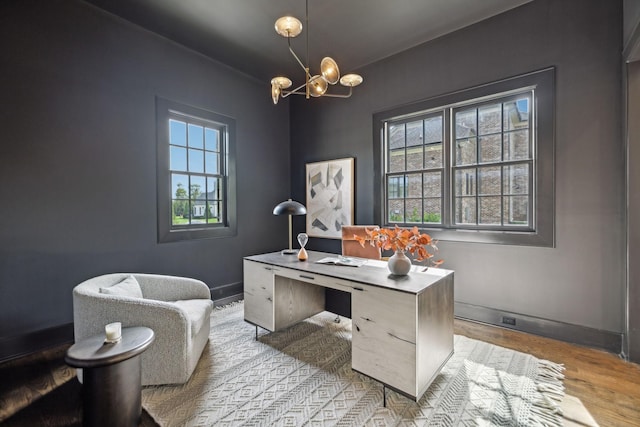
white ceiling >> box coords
[84,0,533,81]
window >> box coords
[157,98,236,243]
[374,68,554,246]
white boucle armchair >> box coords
[72,273,213,386]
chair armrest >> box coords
[72,292,191,341]
[133,274,211,302]
[71,290,208,385]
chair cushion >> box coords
[99,275,143,298]
[173,299,212,338]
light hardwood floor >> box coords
[455,318,640,427]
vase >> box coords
[387,249,412,275]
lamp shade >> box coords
[339,73,363,87]
[273,200,306,216]
[308,75,328,97]
[271,84,281,105]
[320,57,340,85]
[274,16,303,38]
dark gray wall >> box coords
[0,0,290,345]
[291,0,625,335]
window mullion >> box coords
[383,122,389,224]
[403,124,407,223]
[420,170,425,224]
[475,110,479,226]
[422,119,426,225]
[187,175,193,225]
[444,108,452,228]
[529,97,535,228]
[500,102,505,226]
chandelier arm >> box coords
[319,87,354,98]
[283,86,354,99]
[282,91,309,97]
[281,81,310,98]
[288,41,312,78]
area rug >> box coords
[0,344,75,422]
[141,301,565,426]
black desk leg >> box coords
[383,384,387,407]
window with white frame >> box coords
[374,68,554,246]
[156,98,236,243]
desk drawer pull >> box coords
[353,286,364,291]
[299,275,315,280]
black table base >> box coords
[82,355,142,427]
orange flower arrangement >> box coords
[355,225,443,265]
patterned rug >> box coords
[0,344,76,423]
[141,301,565,426]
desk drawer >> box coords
[244,291,274,331]
[352,318,416,395]
[245,279,273,300]
[275,266,355,293]
[352,285,418,397]
[352,285,416,342]
[244,260,275,330]
[244,260,276,292]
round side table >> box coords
[65,326,154,427]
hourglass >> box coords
[297,233,308,261]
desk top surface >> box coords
[245,251,453,294]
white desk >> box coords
[243,250,454,401]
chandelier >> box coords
[270,0,363,105]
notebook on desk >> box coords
[315,256,368,267]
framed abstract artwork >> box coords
[305,157,354,239]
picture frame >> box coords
[305,157,354,239]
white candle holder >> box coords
[104,322,122,343]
